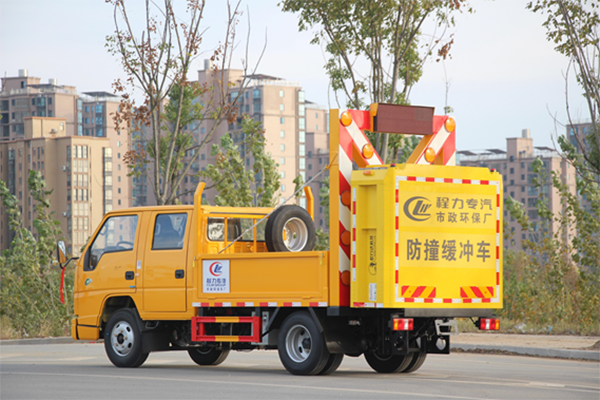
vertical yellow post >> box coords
[329,109,341,307]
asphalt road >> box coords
[1,343,598,400]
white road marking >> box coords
[0,354,24,359]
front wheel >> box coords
[278,312,329,375]
[364,350,414,373]
[104,309,148,368]
[188,346,230,366]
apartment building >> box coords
[133,62,322,213]
[0,118,112,255]
[459,129,576,250]
[304,103,329,231]
[1,69,80,139]
[0,70,132,254]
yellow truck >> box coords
[57,104,502,375]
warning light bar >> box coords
[478,318,500,331]
[392,318,414,331]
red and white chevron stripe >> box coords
[337,110,382,306]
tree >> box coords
[281,0,470,163]
[106,0,263,205]
[528,0,600,176]
[0,171,72,338]
[200,116,280,207]
[502,159,599,333]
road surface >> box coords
[1,342,598,399]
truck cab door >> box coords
[142,211,190,313]
[77,214,141,327]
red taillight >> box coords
[478,318,500,331]
[392,318,414,331]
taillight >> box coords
[478,318,500,331]
[392,318,414,331]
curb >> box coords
[0,337,97,346]
[452,343,600,361]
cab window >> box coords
[207,217,266,242]
[152,213,188,250]
[86,215,138,271]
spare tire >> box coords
[266,205,315,252]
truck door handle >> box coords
[125,271,134,280]
[175,269,185,279]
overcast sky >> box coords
[0,0,588,152]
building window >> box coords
[299,158,306,169]
[95,104,103,113]
[299,118,305,130]
[299,104,305,116]
[299,144,305,156]
[299,131,305,143]
[280,130,285,138]
[280,144,285,151]
[279,90,284,97]
[298,91,305,103]
[510,168,514,174]
[253,89,260,99]
[85,106,89,112]
[280,157,285,165]
[281,171,285,178]
[281,184,285,192]
[280,104,284,111]
[280,117,285,124]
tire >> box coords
[104,309,149,368]
[278,312,329,375]
[266,206,315,252]
[188,346,230,366]
[402,351,427,373]
[318,353,344,375]
[364,350,414,373]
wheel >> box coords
[266,206,315,252]
[402,351,427,373]
[188,346,230,366]
[104,309,148,368]
[278,312,329,375]
[318,353,344,375]
[364,350,414,373]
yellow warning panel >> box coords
[351,164,503,309]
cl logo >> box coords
[209,262,223,277]
[403,196,432,222]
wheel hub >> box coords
[111,321,134,357]
[282,217,308,252]
[286,325,312,363]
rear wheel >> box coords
[188,346,230,366]
[318,353,344,375]
[364,350,414,373]
[104,309,148,368]
[402,351,427,373]
[278,312,329,375]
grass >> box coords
[1,315,20,340]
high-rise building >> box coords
[0,71,132,254]
[133,63,325,212]
[459,129,576,250]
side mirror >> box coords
[57,241,67,268]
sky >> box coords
[0,0,589,153]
